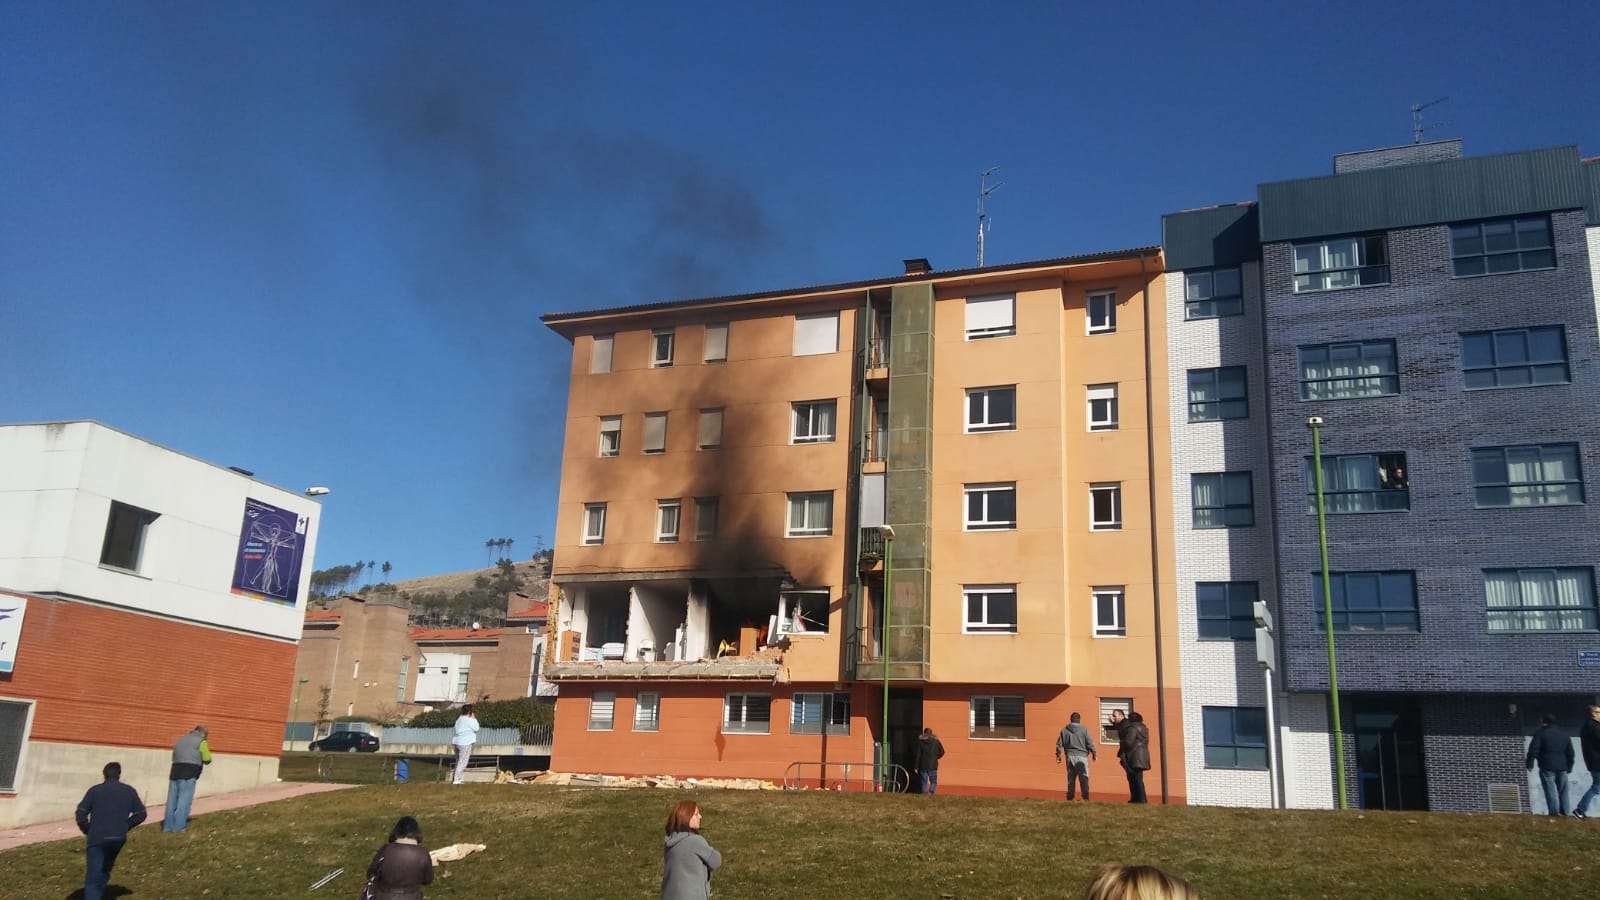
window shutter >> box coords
[704,323,729,362]
[590,335,613,373]
[643,413,667,452]
[965,295,1014,336]
[794,313,839,356]
[698,409,723,448]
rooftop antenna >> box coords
[1411,97,1449,144]
[977,166,1002,266]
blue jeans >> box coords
[1538,769,1569,816]
[920,770,938,794]
[165,777,197,831]
[84,838,125,900]
[1577,775,1600,816]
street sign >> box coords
[1578,650,1600,668]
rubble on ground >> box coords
[502,770,781,790]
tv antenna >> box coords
[977,166,1002,266]
[1411,97,1449,144]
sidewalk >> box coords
[0,781,356,853]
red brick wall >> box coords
[4,595,297,756]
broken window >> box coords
[723,693,771,734]
[778,590,829,635]
[790,692,850,735]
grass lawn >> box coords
[3,783,1586,899]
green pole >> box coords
[881,534,893,788]
[1311,419,1348,810]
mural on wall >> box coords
[0,590,26,673]
[230,498,308,606]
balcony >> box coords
[858,527,886,572]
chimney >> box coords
[902,258,932,276]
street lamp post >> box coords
[1309,416,1348,809]
[292,677,310,751]
[877,525,896,788]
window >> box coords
[1298,340,1398,400]
[969,695,1025,740]
[1292,234,1388,292]
[651,328,675,367]
[1449,215,1554,277]
[100,501,158,572]
[1087,291,1116,334]
[964,483,1017,531]
[723,693,772,734]
[1196,582,1259,641]
[1089,483,1122,531]
[694,497,718,541]
[1192,472,1253,528]
[1093,587,1126,637]
[656,500,681,543]
[590,334,614,374]
[582,503,606,545]
[396,657,409,703]
[1202,707,1268,769]
[963,585,1018,634]
[0,699,30,792]
[643,412,667,454]
[791,692,850,736]
[965,294,1015,339]
[1098,699,1132,743]
[598,416,621,457]
[1485,568,1597,632]
[791,400,837,444]
[1471,444,1583,507]
[588,691,615,730]
[635,692,661,732]
[786,492,833,537]
[697,408,723,450]
[779,590,829,634]
[455,668,470,703]
[1305,453,1409,513]
[1312,571,1418,633]
[1087,384,1119,431]
[795,312,839,355]
[1187,366,1248,421]
[704,323,729,362]
[966,386,1017,433]
[1184,267,1243,319]
[1461,326,1569,389]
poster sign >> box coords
[0,590,27,673]
[1579,650,1600,668]
[230,498,309,606]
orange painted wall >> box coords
[5,595,297,756]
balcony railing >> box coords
[858,527,886,561]
[867,336,890,369]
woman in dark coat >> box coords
[1118,712,1151,803]
[363,816,434,900]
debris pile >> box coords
[506,770,781,790]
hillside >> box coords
[387,560,549,598]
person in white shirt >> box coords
[451,705,479,785]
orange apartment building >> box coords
[541,251,1185,800]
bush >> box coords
[405,697,555,730]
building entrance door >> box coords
[1353,698,1428,810]
[887,688,923,792]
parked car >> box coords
[310,731,380,753]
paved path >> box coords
[0,781,357,853]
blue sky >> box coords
[4,1,1596,582]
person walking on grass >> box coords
[661,800,721,900]
[451,704,479,785]
[1056,712,1097,800]
[1117,711,1150,804]
[76,761,147,900]
[916,727,946,795]
[1526,712,1574,816]
[362,815,433,900]
[1576,704,1600,819]
[163,725,211,832]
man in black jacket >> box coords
[1526,712,1575,816]
[915,728,945,794]
[75,761,148,900]
[1574,704,1600,819]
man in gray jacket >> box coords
[164,725,211,832]
[1055,712,1097,800]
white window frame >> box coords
[965,294,1016,340]
[582,503,607,545]
[1098,698,1132,744]
[656,499,681,543]
[634,692,661,732]
[791,400,837,444]
[697,408,724,450]
[1087,383,1118,431]
[1485,567,1598,632]
[1089,483,1122,531]
[1093,586,1126,638]
[651,328,675,367]
[786,492,833,537]
[794,312,839,356]
[588,691,615,731]
[1086,291,1116,334]
[590,334,614,374]
[723,693,772,734]
[642,412,667,454]
[703,322,729,362]
[963,584,1019,634]
[598,416,621,457]
[965,385,1017,433]
[969,695,1026,740]
[693,496,718,541]
[964,482,1017,531]
[778,590,830,635]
